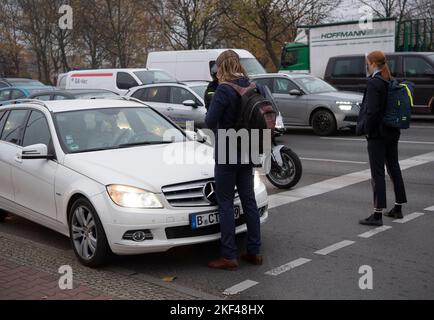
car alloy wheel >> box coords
[312,110,337,136]
[69,198,111,268]
[72,205,98,261]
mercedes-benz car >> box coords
[251,73,363,136]
[0,98,268,267]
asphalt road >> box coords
[1,120,434,300]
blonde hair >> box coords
[367,50,392,81]
[216,50,248,82]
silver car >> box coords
[251,73,363,136]
[125,82,208,128]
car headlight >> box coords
[107,185,163,209]
[275,113,284,129]
[336,101,353,111]
[254,172,262,189]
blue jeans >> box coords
[214,164,261,260]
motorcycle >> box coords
[265,143,302,189]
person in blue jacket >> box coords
[357,50,407,226]
[206,50,263,271]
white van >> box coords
[146,49,266,82]
[62,68,177,95]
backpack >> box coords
[220,82,276,131]
[376,75,415,129]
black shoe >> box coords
[384,207,403,219]
[359,214,383,226]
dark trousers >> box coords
[214,163,261,260]
[367,132,407,209]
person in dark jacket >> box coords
[204,63,219,111]
[206,50,263,271]
[357,50,407,226]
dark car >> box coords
[324,52,434,114]
[28,89,119,101]
[0,86,55,105]
[0,77,46,88]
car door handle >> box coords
[167,107,174,111]
[14,153,22,164]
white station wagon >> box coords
[0,98,268,267]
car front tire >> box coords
[312,110,337,136]
[69,198,112,268]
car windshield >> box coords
[134,70,177,85]
[189,85,207,98]
[74,91,119,99]
[54,107,185,153]
[240,58,266,75]
[293,76,337,94]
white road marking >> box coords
[268,151,434,210]
[314,240,355,256]
[393,212,425,224]
[411,126,434,129]
[223,280,259,295]
[265,258,311,276]
[300,157,367,165]
[320,137,434,145]
[424,205,434,211]
[358,226,392,238]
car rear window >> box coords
[332,57,365,77]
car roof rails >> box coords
[0,99,49,108]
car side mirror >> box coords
[289,89,303,96]
[184,130,209,143]
[183,99,197,108]
[21,144,55,160]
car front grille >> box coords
[161,179,239,207]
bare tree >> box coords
[17,0,56,83]
[221,0,341,71]
[0,0,23,76]
[151,0,223,50]
[358,0,413,22]
[409,0,434,19]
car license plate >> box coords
[190,206,241,230]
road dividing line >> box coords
[393,212,425,224]
[300,157,367,165]
[223,280,259,295]
[358,226,392,238]
[314,240,355,256]
[320,137,434,145]
[411,126,434,129]
[268,151,434,210]
[265,258,311,276]
[424,205,434,211]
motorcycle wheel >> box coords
[266,147,302,189]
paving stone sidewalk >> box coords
[0,230,208,300]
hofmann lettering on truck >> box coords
[309,20,395,78]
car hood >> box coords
[309,91,363,102]
[63,141,215,193]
